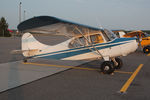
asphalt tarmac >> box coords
[0,35,150,100]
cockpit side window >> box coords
[69,33,105,48]
[90,34,104,44]
[69,37,86,48]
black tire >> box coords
[143,46,150,54]
[101,61,115,74]
[23,59,27,63]
[112,57,123,69]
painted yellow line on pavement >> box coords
[115,70,133,74]
[23,62,97,71]
[147,53,150,56]
[120,64,143,93]
[23,62,132,74]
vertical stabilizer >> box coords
[22,33,49,57]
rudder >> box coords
[22,32,49,57]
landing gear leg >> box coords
[100,57,123,74]
[111,57,123,69]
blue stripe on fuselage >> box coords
[42,42,127,59]
[34,38,135,57]
[32,38,135,59]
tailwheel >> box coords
[112,57,123,69]
[143,46,150,54]
[101,61,115,74]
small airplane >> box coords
[114,30,150,53]
[15,16,138,74]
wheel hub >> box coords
[104,66,110,71]
[146,49,149,52]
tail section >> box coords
[22,32,49,57]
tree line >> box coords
[0,17,11,37]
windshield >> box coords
[104,29,117,40]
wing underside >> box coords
[17,16,106,59]
[17,16,102,37]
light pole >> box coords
[19,2,22,24]
[23,10,26,21]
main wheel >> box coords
[143,46,150,54]
[23,58,27,63]
[112,57,123,69]
[101,61,115,74]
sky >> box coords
[0,0,150,30]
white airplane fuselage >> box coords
[22,33,138,61]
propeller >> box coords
[137,32,143,51]
[138,37,143,51]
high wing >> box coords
[17,16,106,59]
[17,16,102,36]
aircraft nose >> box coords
[120,38,138,56]
[129,38,138,51]
[133,38,138,51]
[129,38,138,53]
